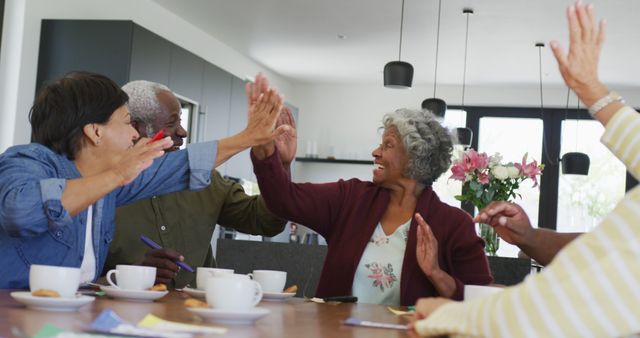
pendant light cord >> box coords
[433,0,442,97]
[461,9,471,109]
[538,43,559,166]
[398,0,405,60]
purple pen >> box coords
[140,235,194,273]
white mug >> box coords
[464,284,503,300]
[106,265,156,290]
[196,267,234,290]
[249,270,287,293]
[29,265,81,298]
[206,275,263,311]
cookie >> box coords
[149,283,168,292]
[31,289,60,298]
[184,298,208,308]
[284,285,298,293]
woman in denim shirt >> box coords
[0,72,283,288]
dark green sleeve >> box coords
[215,172,286,236]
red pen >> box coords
[149,129,165,143]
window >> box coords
[436,105,634,257]
[557,119,626,232]
[432,109,467,207]
[176,95,199,147]
[478,117,543,257]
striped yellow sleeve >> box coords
[414,185,640,337]
[600,105,640,178]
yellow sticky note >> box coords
[387,306,414,316]
[138,314,227,334]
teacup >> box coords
[249,270,287,293]
[196,267,234,290]
[206,275,263,311]
[464,284,503,300]
[106,265,156,291]
[29,265,81,298]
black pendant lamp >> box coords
[562,152,590,175]
[561,91,591,175]
[455,127,473,148]
[536,43,590,175]
[453,8,474,148]
[384,0,413,89]
[421,0,446,116]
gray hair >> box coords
[382,108,455,185]
[122,80,171,136]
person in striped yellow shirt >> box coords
[412,2,640,337]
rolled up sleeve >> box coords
[0,150,68,237]
[115,140,218,206]
[39,178,73,228]
[186,140,217,190]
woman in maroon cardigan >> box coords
[252,108,492,306]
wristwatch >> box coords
[588,91,625,117]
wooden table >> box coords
[0,290,416,337]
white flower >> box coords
[489,153,503,167]
[507,166,520,179]
[491,165,509,180]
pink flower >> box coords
[450,163,467,181]
[449,149,490,181]
[464,149,490,171]
[477,172,490,185]
[515,155,543,187]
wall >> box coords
[290,82,640,183]
[0,0,294,151]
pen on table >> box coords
[139,235,194,273]
[148,129,165,143]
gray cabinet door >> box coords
[36,20,133,91]
[168,46,204,104]
[129,25,171,86]
[224,76,255,181]
[200,64,232,143]
[200,64,233,175]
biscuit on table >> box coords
[149,283,168,292]
[284,285,298,293]
[31,289,60,298]
[184,298,208,308]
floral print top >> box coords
[352,219,411,305]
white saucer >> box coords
[10,291,94,312]
[182,287,206,299]
[100,285,168,302]
[262,291,296,301]
[188,307,271,325]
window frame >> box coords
[449,105,638,230]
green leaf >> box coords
[485,190,495,201]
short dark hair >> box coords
[29,71,129,160]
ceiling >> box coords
[153,0,640,88]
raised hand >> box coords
[140,248,184,285]
[550,2,607,106]
[415,213,440,277]
[110,136,173,186]
[274,107,298,164]
[474,201,533,246]
[245,88,284,146]
[246,73,269,110]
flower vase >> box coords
[479,223,499,256]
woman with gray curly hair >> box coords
[251,107,492,306]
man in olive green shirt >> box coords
[104,80,293,288]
